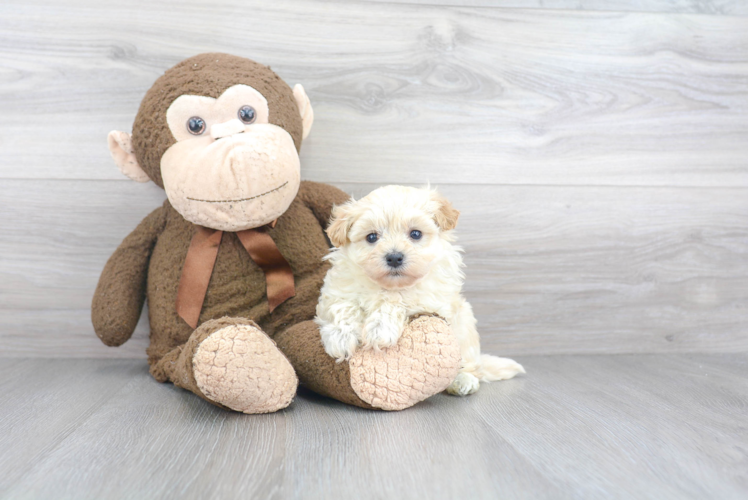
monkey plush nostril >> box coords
[385,252,405,269]
[211,119,246,140]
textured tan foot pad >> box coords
[349,316,461,411]
[193,324,298,414]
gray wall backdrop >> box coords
[1,0,746,357]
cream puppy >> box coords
[315,185,524,396]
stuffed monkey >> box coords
[92,53,460,413]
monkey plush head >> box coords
[107,53,314,231]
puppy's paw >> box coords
[319,323,360,362]
[363,313,402,350]
[447,372,480,396]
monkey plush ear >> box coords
[293,84,314,140]
[107,130,150,183]
[327,202,354,247]
[431,192,460,231]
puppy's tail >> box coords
[472,354,525,382]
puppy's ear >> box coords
[327,202,354,247]
[431,192,460,231]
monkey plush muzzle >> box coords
[161,123,301,232]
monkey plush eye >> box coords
[366,233,378,244]
[238,105,257,124]
[410,230,422,240]
[186,116,206,135]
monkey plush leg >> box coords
[152,317,298,414]
[275,316,461,411]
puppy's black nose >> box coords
[385,252,404,268]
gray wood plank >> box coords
[0,359,147,496]
[469,354,748,499]
[0,1,746,187]
[0,359,557,500]
[1,309,151,358]
[362,0,748,16]
[2,180,747,357]
[2,355,746,499]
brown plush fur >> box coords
[275,321,374,409]
[131,53,303,188]
[92,180,349,372]
[155,317,243,411]
[92,207,167,347]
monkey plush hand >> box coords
[92,53,461,413]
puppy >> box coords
[315,185,524,396]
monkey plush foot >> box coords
[156,317,298,413]
[275,316,461,411]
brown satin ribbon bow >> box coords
[175,222,295,329]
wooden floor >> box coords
[1,354,746,499]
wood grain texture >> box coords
[0,2,746,358]
[363,0,748,16]
[1,180,746,357]
[2,355,746,499]
[0,0,746,187]
[0,359,145,495]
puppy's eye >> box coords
[366,233,378,244]
[410,230,422,240]
[187,116,206,135]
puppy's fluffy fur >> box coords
[315,185,524,396]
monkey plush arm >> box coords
[296,180,351,230]
[92,206,167,346]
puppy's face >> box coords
[327,186,460,290]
